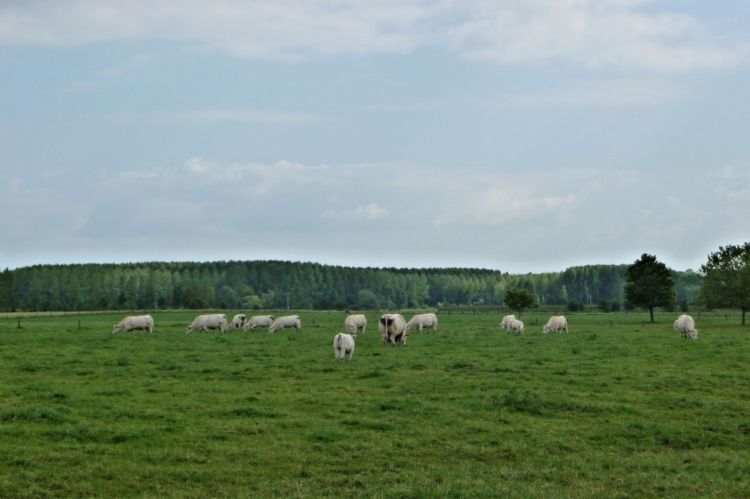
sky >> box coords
[1,0,749,273]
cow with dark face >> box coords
[231,314,247,330]
[378,313,407,346]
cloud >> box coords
[445,0,748,71]
[321,203,387,221]
[0,157,744,271]
[153,109,324,126]
[712,164,750,204]
[1,0,746,72]
[494,79,686,107]
[55,51,157,92]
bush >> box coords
[599,300,622,312]
[566,300,584,312]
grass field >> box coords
[0,311,748,497]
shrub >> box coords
[567,300,584,312]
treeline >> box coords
[0,260,703,312]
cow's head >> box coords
[112,324,121,335]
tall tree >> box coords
[699,243,750,326]
[504,289,537,315]
[0,269,15,311]
[625,254,675,323]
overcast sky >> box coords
[1,1,749,272]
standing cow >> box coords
[269,315,301,332]
[231,314,247,330]
[344,314,367,335]
[333,332,356,361]
[112,315,154,335]
[406,313,438,333]
[499,314,516,330]
[674,314,698,340]
[379,313,407,346]
[543,315,568,334]
[507,318,524,335]
[186,314,228,334]
[243,315,275,331]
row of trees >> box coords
[502,245,748,325]
[0,259,706,313]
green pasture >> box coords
[0,311,748,497]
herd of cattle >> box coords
[111,311,701,361]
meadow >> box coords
[0,310,748,497]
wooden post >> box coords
[17,319,21,329]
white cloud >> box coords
[494,79,685,107]
[321,203,387,221]
[430,169,596,228]
[445,0,747,71]
[55,51,157,92]
[154,109,324,126]
[1,0,746,72]
[712,164,750,203]
[1,156,745,271]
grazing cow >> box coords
[344,314,367,335]
[333,332,355,361]
[231,314,247,330]
[378,313,407,346]
[186,314,228,334]
[543,315,568,334]
[674,314,698,340]
[243,315,275,331]
[507,318,524,334]
[112,315,154,335]
[269,315,301,332]
[499,314,516,330]
[406,313,438,333]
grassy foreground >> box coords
[0,311,748,497]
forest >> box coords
[0,260,703,312]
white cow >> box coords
[674,314,698,340]
[406,313,438,333]
[507,318,524,334]
[500,314,517,330]
[112,315,154,335]
[333,332,356,361]
[269,315,301,332]
[344,314,367,335]
[378,313,408,346]
[186,314,228,334]
[231,314,247,330]
[243,315,275,331]
[543,315,568,334]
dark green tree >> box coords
[0,269,15,312]
[504,289,537,315]
[356,289,378,309]
[699,243,750,326]
[625,253,675,323]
